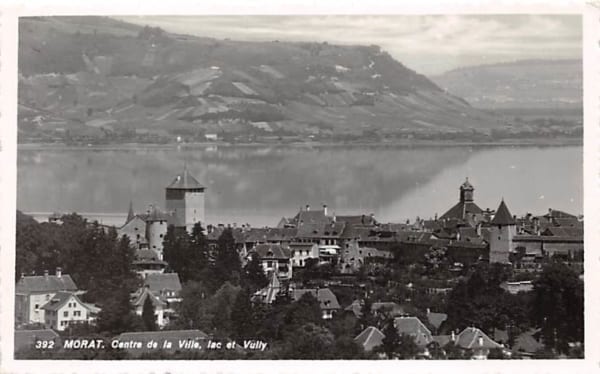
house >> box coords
[131,273,183,328]
[144,273,182,303]
[394,316,433,347]
[288,242,319,267]
[512,329,544,358]
[354,326,385,352]
[291,288,341,319]
[15,268,78,326]
[14,329,61,353]
[247,243,293,280]
[131,287,169,328]
[344,300,406,319]
[453,326,504,359]
[500,280,534,294]
[41,292,99,331]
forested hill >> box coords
[19,16,508,144]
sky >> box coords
[117,15,582,76]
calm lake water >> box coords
[18,144,583,227]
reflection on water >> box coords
[18,145,582,227]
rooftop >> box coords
[291,288,341,310]
[250,243,292,260]
[166,168,205,190]
[491,200,516,226]
[16,273,77,294]
[144,273,182,293]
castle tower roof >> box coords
[491,199,516,226]
[167,168,205,190]
[460,177,474,191]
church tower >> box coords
[165,167,205,232]
[460,177,474,203]
[489,199,517,264]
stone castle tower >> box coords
[489,199,517,264]
[145,205,169,260]
[165,167,206,232]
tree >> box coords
[96,288,143,335]
[214,228,241,286]
[163,223,210,283]
[175,281,212,330]
[380,318,400,358]
[230,288,255,340]
[532,262,583,354]
[278,323,335,359]
[357,296,377,330]
[142,295,157,331]
[397,334,419,359]
[243,255,268,292]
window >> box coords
[267,261,273,268]
[74,311,81,317]
[64,311,69,317]
[160,234,164,238]
[34,304,39,310]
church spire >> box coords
[126,200,135,223]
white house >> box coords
[15,269,78,326]
[247,244,293,280]
[41,292,99,331]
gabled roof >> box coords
[491,200,516,226]
[144,273,182,293]
[427,312,448,330]
[295,209,332,225]
[16,274,78,294]
[513,329,543,353]
[440,201,483,221]
[166,169,205,190]
[542,226,583,238]
[250,243,291,260]
[335,215,377,226]
[41,291,85,312]
[455,327,503,349]
[394,316,433,346]
[296,222,346,239]
[291,288,341,310]
[131,287,167,308]
[354,326,385,351]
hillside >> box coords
[432,59,582,119]
[18,17,541,144]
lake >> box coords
[17,144,583,227]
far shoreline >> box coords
[17,138,583,151]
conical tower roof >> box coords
[491,199,516,225]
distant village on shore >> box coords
[15,169,584,360]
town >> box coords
[14,169,584,359]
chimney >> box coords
[426,308,430,315]
[323,204,328,216]
[476,223,481,236]
[56,267,62,278]
[478,337,484,347]
[44,270,49,277]
[306,204,310,211]
[451,331,456,341]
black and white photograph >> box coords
[4,5,591,366]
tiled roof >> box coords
[354,326,385,351]
[335,215,377,226]
[426,312,448,330]
[440,201,483,221]
[251,243,291,260]
[394,316,433,346]
[41,291,84,312]
[432,335,452,347]
[513,329,543,353]
[372,302,406,317]
[144,273,182,293]
[14,330,60,352]
[341,226,397,242]
[135,249,161,261]
[131,287,167,308]
[296,222,346,238]
[166,169,205,189]
[543,209,577,220]
[295,209,332,225]
[542,226,583,238]
[491,200,516,226]
[291,288,341,310]
[16,274,78,294]
[455,327,502,349]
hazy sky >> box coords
[117,15,581,75]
